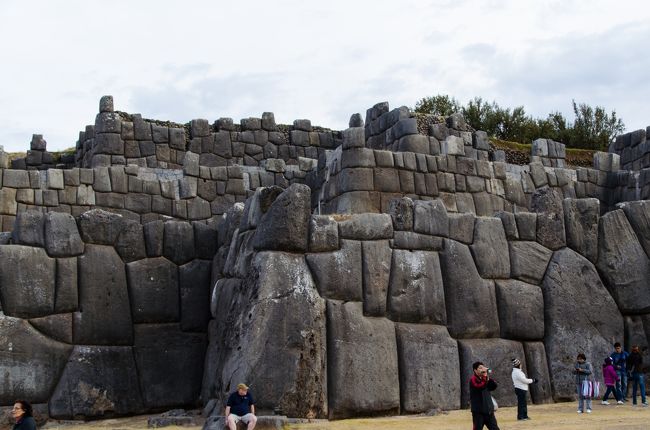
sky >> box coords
[1,0,649,152]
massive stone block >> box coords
[413,200,449,237]
[543,248,623,400]
[470,217,510,279]
[396,324,460,412]
[531,187,566,250]
[596,209,650,313]
[179,259,212,332]
[388,250,446,324]
[126,257,179,323]
[523,342,553,404]
[338,213,393,240]
[55,257,78,313]
[458,339,525,408]
[0,245,56,318]
[306,240,362,301]
[48,346,144,418]
[361,240,391,317]
[74,245,133,345]
[44,212,84,257]
[12,210,45,247]
[216,252,327,418]
[0,315,72,404]
[308,215,339,253]
[327,300,399,419]
[163,221,195,265]
[133,324,207,408]
[28,313,73,344]
[495,280,544,340]
[254,184,311,252]
[563,198,599,263]
[440,239,500,338]
[78,209,125,245]
[508,241,553,285]
[619,200,650,259]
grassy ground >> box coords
[37,402,649,430]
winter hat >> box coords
[604,357,613,365]
[512,358,521,368]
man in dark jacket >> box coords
[470,361,500,430]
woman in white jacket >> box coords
[512,358,538,420]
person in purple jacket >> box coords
[601,357,623,405]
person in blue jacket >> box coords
[12,400,36,430]
[611,342,629,401]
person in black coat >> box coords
[12,400,36,430]
[469,361,500,430]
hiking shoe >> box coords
[586,409,592,413]
[643,402,649,407]
[577,410,583,413]
[617,400,624,404]
[601,400,609,405]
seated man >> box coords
[225,383,257,430]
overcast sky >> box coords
[1,0,649,152]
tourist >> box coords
[574,353,593,413]
[627,345,648,407]
[12,400,36,430]
[469,361,500,430]
[601,357,623,405]
[611,342,629,401]
[225,383,257,430]
[511,358,537,420]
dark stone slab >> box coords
[306,239,362,301]
[127,257,179,323]
[12,210,45,247]
[179,259,212,332]
[523,342,554,404]
[563,198,599,263]
[361,240,391,317]
[495,280,544,340]
[308,215,339,252]
[413,200,449,237]
[78,209,125,245]
[470,217,510,278]
[531,187,566,250]
[338,213,393,240]
[164,221,195,265]
[28,313,73,344]
[115,219,147,263]
[144,220,164,257]
[509,241,553,285]
[55,257,78,313]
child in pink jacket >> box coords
[602,357,623,404]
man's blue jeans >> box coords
[616,370,628,400]
[630,372,647,404]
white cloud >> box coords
[0,0,649,151]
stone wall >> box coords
[611,127,650,170]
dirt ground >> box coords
[37,402,649,430]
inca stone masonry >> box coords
[1,96,650,425]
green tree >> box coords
[414,95,461,116]
[569,100,625,150]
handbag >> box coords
[581,380,600,398]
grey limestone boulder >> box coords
[55,257,78,313]
[514,212,537,241]
[396,323,460,412]
[12,210,45,247]
[495,280,544,340]
[179,259,212,332]
[216,252,327,418]
[254,184,311,252]
[508,241,553,285]
[74,245,133,345]
[126,257,179,323]
[563,198,599,263]
[44,212,84,257]
[0,314,72,404]
[494,211,519,240]
[0,245,55,318]
[361,240,392,317]
[164,221,195,265]
[134,324,207,408]
[306,239,362,301]
[619,200,650,259]
[308,215,339,252]
[448,212,475,244]
[28,313,73,344]
[78,209,125,245]
[240,186,284,232]
[470,217,510,279]
[596,209,650,313]
[49,345,145,418]
[531,187,566,250]
[115,219,147,262]
[144,220,164,257]
[388,250,446,324]
[338,213,393,240]
[458,339,525,408]
[440,239,500,338]
[194,222,219,259]
[523,342,553,404]
[389,197,414,231]
[413,199,449,237]
[327,300,399,419]
[543,248,623,400]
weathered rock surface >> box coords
[563,198,599,263]
[12,210,45,247]
[306,240,362,301]
[523,342,553,404]
[531,187,566,250]
[49,346,144,418]
[396,324,460,412]
[361,240,392,316]
[470,217,510,279]
[0,245,56,318]
[388,250,446,324]
[179,259,212,332]
[413,200,449,237]
[619,200,650,259]
[0,315,72,404]
[327,300,399,419]
[495,280,544,340]
[543,248,623,400]
[126,257,179,323]
[440,239,500,338]
[29,313,73,344]
[508,241,553,285]
[308,215,339,252]
[44,212,84,257]
[163,221,195,265]
[254,184,311,252]
[596,209,650,313]
[78,209,125,245]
